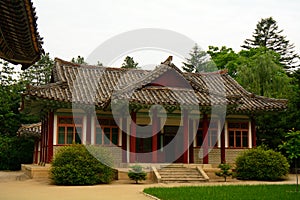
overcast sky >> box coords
[32,0,300,68]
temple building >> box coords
[21,58,287,166]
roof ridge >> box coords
[54,58,80,67]
[199,69,229,75]
[249,93,288,103]
[114,62,187,94]
[26,81,67,91]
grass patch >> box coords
[144,185,300,200]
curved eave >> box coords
[0,0,44,69]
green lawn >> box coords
[143,185,300,200]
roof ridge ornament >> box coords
[161,55,173,65]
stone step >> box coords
[160,168,198,172]
[162,175,203,179]
[158,166,207,183]
[160,164,184,168]
[159,171,199,174]
[160,171,200,174]
[161,177,207,183]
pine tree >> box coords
[182,44,217,73]
[242,17,299,69]
[121,56,138,69]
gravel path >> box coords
[0,171,298,200]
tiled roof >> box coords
[22,58,287,113]
[17,122,41,138]
[0,0,44,69]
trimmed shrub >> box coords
[50,144,114,185]
[128,164,147,184]
[235,147,290,181]
[0,135,34,170]
[215,163,233,182]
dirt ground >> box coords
[0,171,298,200]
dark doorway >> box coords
[135,133,152,163]
[163,126,184,163]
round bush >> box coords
[235,147,290,181]
[50,144,114,185]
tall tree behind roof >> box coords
[236,47,292,98]
[207,46,239,77]
[71,56,88,65]
[241,17,299,69]
[121,56,139,69]
[182,43,217,73]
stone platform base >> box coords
[21,164,50,179]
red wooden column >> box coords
[42,116,47,163]
[189,119,194,163]
[251,118,256,147]
[202,113,209,164]
[122,117,127,163]
[152,109,158,163]
[47,111,54,163]
[130,111,137,163]
[86,112,92,145]
[221,127,226,163]
[183,109,189,164]
[39,118,44,164]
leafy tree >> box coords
[0,60,24,135]
[0,56,46,136]
[236,47,292,98]
[0,135,35,170]
[182,44,217,73]
[71,55,87,64]
[235,48,294,149]
[242,17,299,69]
[207,46,239,77]
[0,60,17,86]
[279,130,300,192]
[19,53,54,87]
[121,56,139,69]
